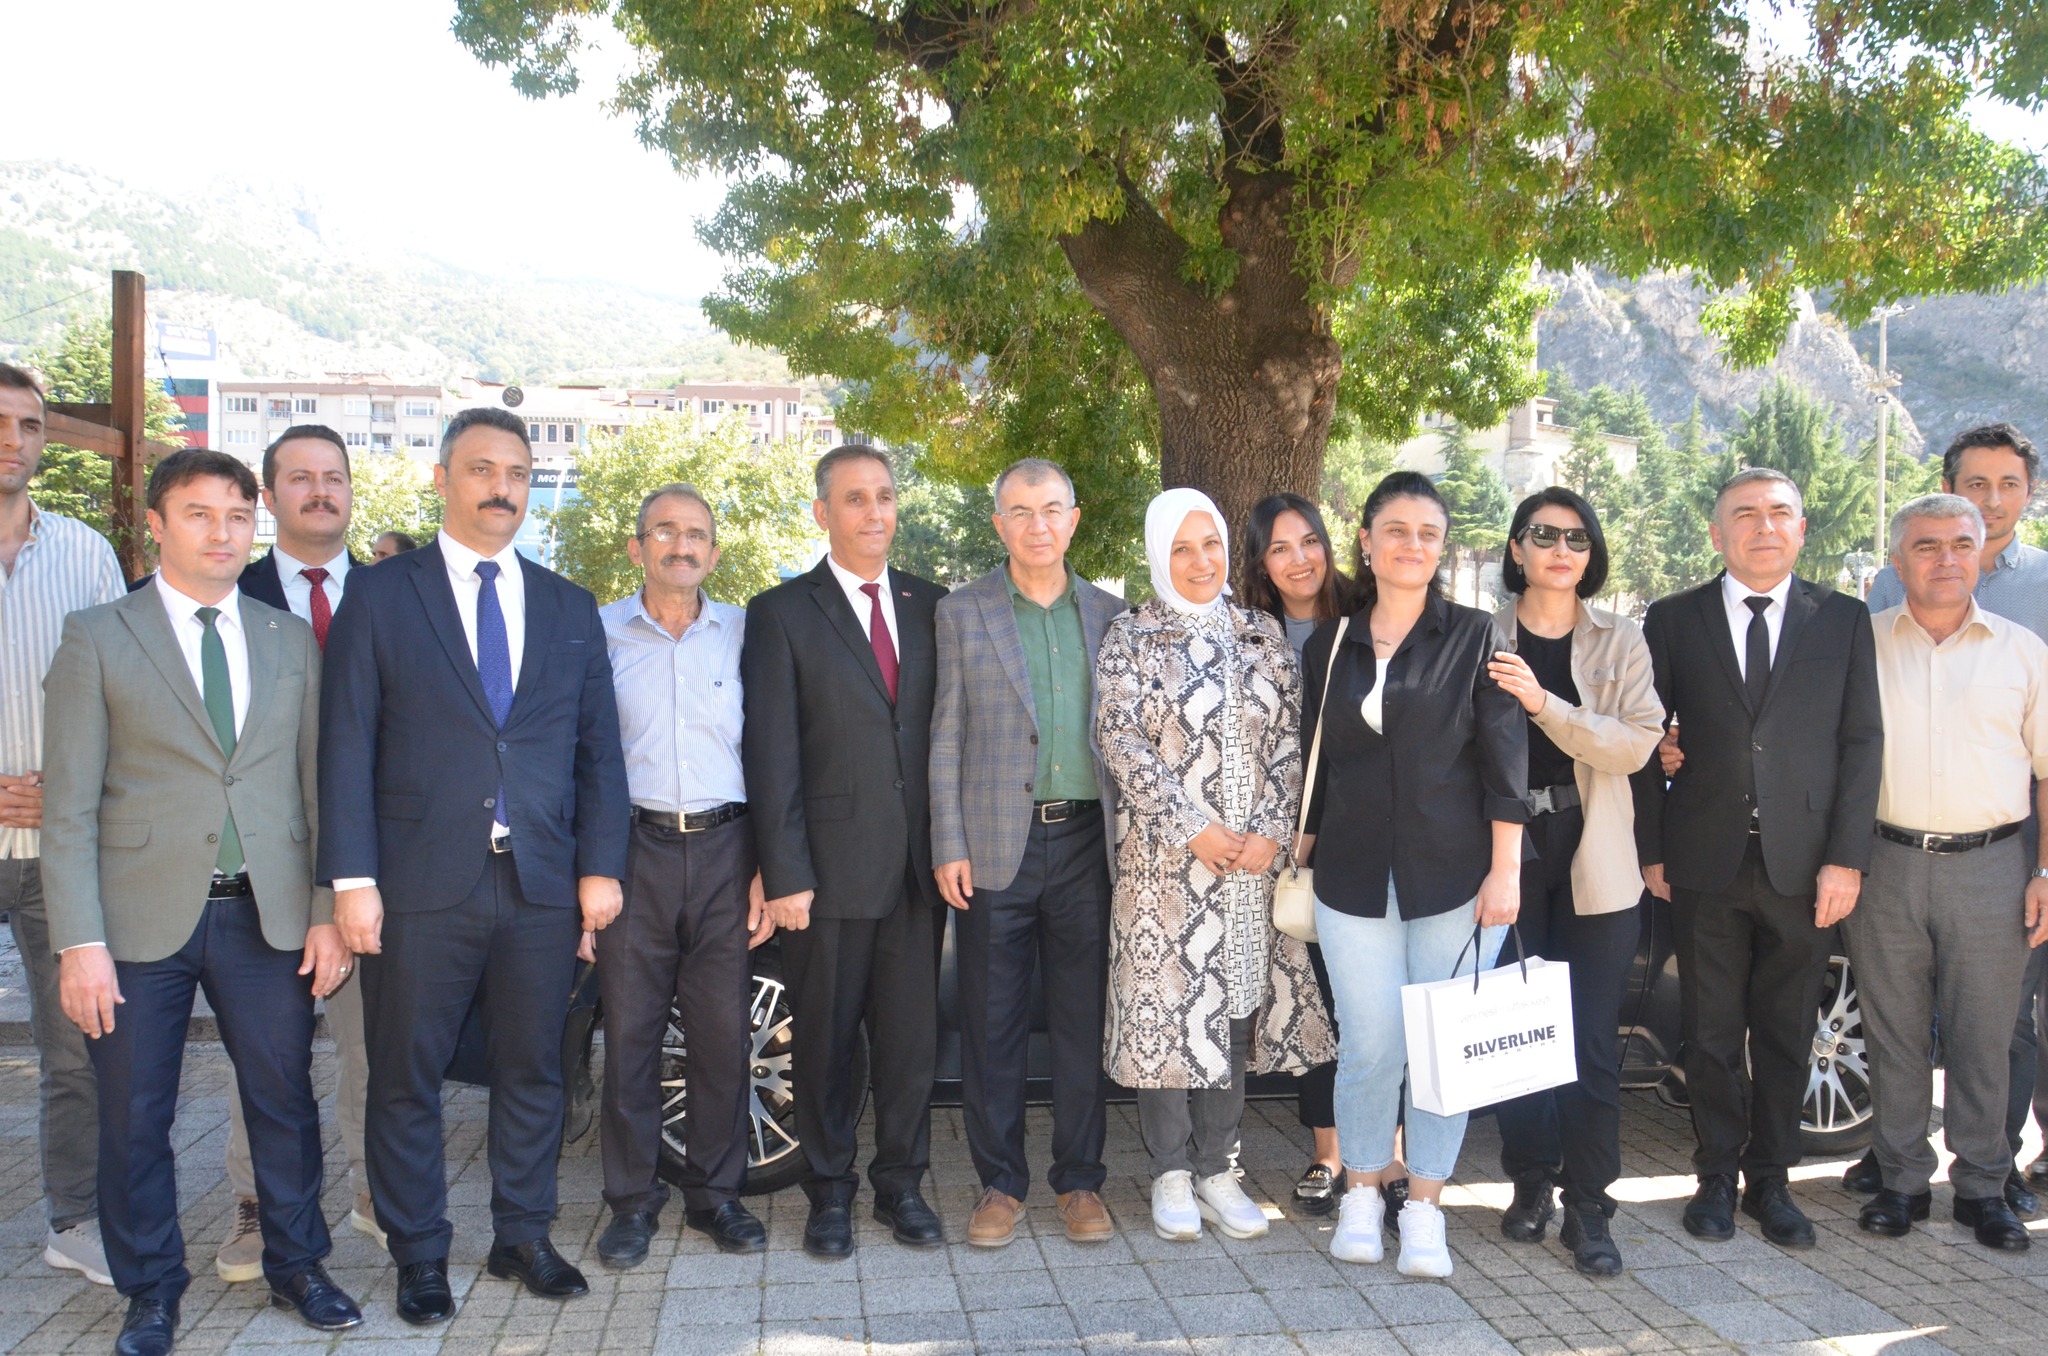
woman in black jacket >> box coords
[1296,471,1528,1278]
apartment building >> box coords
[213,379,445,461]
[446,378,841,453]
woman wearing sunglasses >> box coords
[1485,488,1664,1277]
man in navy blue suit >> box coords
[318,407,629,1325]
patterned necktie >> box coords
[860,581,899,703]
[475,560,514,830]
[300,566,331,651]
[195,607,244,875]
[1744,595,1772,711]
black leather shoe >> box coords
[1292,1162,1338,1218]
[269,1264,362,1331]
[1380,1177,1409,1234]
[1840,1149,1882,1194]
[486,1238,589,1298]
[873,1192,944,1247]
[1500,1173,1557,1243]
[394,1259,454,1325]
[115,1297,178,1356]
[1955,1194,2032,1251]
[2006,1173,2041,1220]
[1682,1174,1737,1241]
[803,1201,853,1259]
[1856,1189,1931,1238]
[1741,1180,1816,1248]
[685,1201,767,1254]
[597,1210,659,1269]
[1559,1202,1624,1277]
[2025,1154,2048,1188]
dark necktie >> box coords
[860,580,899,704]
[476,561,514,830]
[195,607,244,875]
[1744,594,1772,711]
[300,566,331,651]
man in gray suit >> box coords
[930,457,1125,1247]
[42,450,360,1356]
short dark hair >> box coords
[261,423,350,488]
[440,406,532,466]
[0,362,46,414]
[146,448,258,513]
[377,530,419,553]
[1239,492,1358,624]
[813,443,893,499]
[1714,465,1803,516]
[1942,422,2038,487]
[1501,487,1609,598]
[1353,471,1450,612]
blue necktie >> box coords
[476,560,514,830]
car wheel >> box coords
[655,950,869,1196]
[1802,952,1874,1157]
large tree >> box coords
[456,2,2048,533]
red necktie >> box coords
[860,581,899,703]
[301,567,331,651]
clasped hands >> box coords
[1190,822,1279,877]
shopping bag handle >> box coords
[1449,922,1528,993]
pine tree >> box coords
[1436,424,1512,604]
[23,316,186,540]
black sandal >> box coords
[1293,1162,1339,1217]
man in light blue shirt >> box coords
[592,483,772,1270]
[1860,422,2048,1216]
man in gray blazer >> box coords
[930,457,1126,1248]
[42,450,359,1356]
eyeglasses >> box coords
[640,526,712,545]
[1000,504,1076,527]
[1519,524,1592,552]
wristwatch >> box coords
[2033,868,2048,880]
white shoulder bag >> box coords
[1272,615,1349,944]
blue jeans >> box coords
[1316,890,1504,1182]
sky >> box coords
[5,1,2044,305]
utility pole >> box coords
[1871,304,1909,558]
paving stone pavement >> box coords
[3,1035,2045,1355]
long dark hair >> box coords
[1239,493,1358,623]
[1352,471,1451,615]
[1501,487,1609,598]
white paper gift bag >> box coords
[1402,931,1576,1117]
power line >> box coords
[0,284,105,331]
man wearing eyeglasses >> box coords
[591,485,772,1269]
[930,458,1127,1247]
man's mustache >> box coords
[298,498,340,514]
[477,497,518,513]
[662,554,702,570]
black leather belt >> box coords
[1877,820,2022,854]
[208,872,253,900]
[1035,799,1101,824]
[1526,782,1581,816]
[634,802,749,833]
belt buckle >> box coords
[679,810,709,833]
[1527,787,1555,815]
[490,834,513,855]
[1037,801,1069,824]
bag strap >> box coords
[1291,615,1350,859]
[1451,921,1530,993]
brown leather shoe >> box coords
[968,1187,1021,1247]
[1057,1190,1114,1243]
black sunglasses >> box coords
[1519,524,1593,552]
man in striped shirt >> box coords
[0,362,126,1286]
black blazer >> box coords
[238,550,362,612]
[1303,593,1529,920]
[1629,574,1882,897]
[741,557,947,919]
[316,540,631,910]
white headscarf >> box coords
[1145,487,1232,617]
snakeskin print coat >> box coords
[1095,599,1337,1089]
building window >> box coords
[407,433,433,448]
[294,397,319,415]
[224,429,258,446]
[223,395,258,413]
[345,431,369,447]
[701,399,724,415]
[545,424,558,443]
[344,398,370,416]
[268,400,292,420]
[403,399,435,418]
[528,423,541,441]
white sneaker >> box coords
[44,1219,113,1286]
[348,1189,388,1251]
[1330,1185,1385,1264]
[1151,1170,1202,1241]
[1396,1198,1453,1277]
[1193,1170,1269,1239]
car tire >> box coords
[1801,951,1874,1158]
[655,948,869,1197]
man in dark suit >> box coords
[1633,466,1883,1249]
[319,407,630,1323]
[44,449,361,1356]
[742,444,948,1259]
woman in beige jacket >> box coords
[1485,488,1664,1279]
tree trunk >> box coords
[1059,167,1343,537]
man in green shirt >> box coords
[930,458,1128,1248]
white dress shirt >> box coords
[270,545,349,624]
[825,552,897,656]
[1720,571,1794,678]
[156,575,250,738]
[437,529,526,686]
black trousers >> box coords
[597,814,756,1214]
[1493,807,1639,1213]
[1670,836,1833,1184]
[778,868,939,1204]
[362,849,579,1264]
[90,896,327,1301]
[954,812,1111,1200]
[1296,942,1337,1131]
[2009,941,2047,1160]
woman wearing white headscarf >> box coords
[1095,488,1335,1243]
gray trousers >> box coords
[1848,834,2032,1199]
[4,858,99,1231]
[224,965,369,1200]
[1136,1016,1250,1179]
